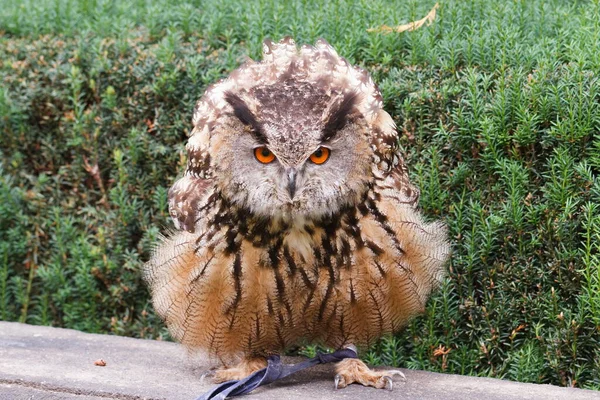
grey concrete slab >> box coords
[0,382,110,400]
[0,321,598,400]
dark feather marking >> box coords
[322,91,361,142]
[202,226,219,245]
[366,198,406,256]
[396,220,435,235]
[196,193,218,214]
[194,231,208,249]
[344,209,363,245]
[374,260,387,278]
[273,266,293,320]
[275,314,286,349]
[318,283,333,322]
[312,245,322,264]
[340,237,351,260]
[266,296,274,316]
[208,314,223,352]
[395,260,413,276]
[334,251,344,272]
[226,253,242,326]
[254,312,261,341]
[366,240,384,257]
[267,238,282,270]
[283,246,297,276]
[180,297,198,344]
[320,234,337,281]
[149,250,188,271]
[189,253,216,285]
[273,268,286,298]
[223,91,267,144]
[367,288,385,335]
[323,300,338,343]
[249,217,271,246]
[247,328,253,350]
[397,260,421,305]
[338,311,349,347]
[357,202,369,216]
[302,281,317,313]
[349,278,357,304]
[224,229,239,255]
[299,267,315,290]
[317,254,336,321]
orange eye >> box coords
[254,146,276,164]
[309,147,330,164]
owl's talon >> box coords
[389,369,406,381]
[334,373,349,389]
[384,376,393,391]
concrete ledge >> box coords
[0,322,598,400]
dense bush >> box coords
[1,0,599,389]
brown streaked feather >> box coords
[146,179,449,359]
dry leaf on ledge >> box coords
[368,3,439,34]
[94,359,107,367]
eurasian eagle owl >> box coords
[145,37,449,390]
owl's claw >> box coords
[387,369,406,381]
[384,375,393,391]
[334,374,341,390]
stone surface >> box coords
[0,321,599,400]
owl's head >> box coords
[180,38,399,228]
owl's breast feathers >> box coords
[145,173,449,359]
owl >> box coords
[144,37,449,390]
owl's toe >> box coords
[382,375,393,390]
[199,368,216,384]
[333,373,345,389]
[213,357,268,383]
[334,358,405,390]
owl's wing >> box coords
[168,175,212,232]
[376,155,421,208]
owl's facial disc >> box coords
[217,87,372,224]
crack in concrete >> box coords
[0,379,165,400]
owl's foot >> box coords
[334,358,405,390]
[213,357,268,383]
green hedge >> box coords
[1,0,599,389]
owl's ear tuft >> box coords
[224,92,267,144]
[322,91,362,142]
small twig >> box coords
[368,3,439,34]
[83,156,108,206]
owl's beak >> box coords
[286,168,297,199]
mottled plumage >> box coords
[145,37,449,389]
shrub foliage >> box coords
[1,0,599,389]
